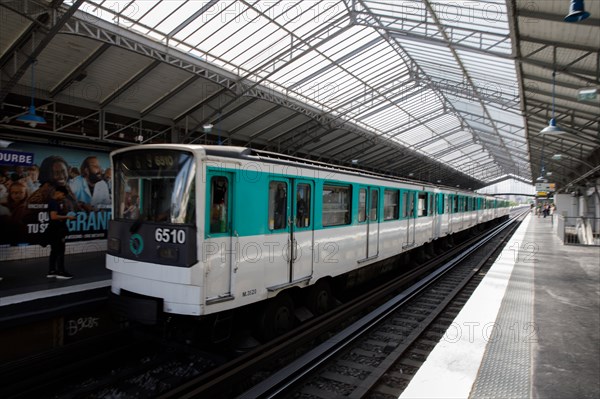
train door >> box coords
[433,194,439,238]
[358,186,380,260]
[403,190,416,248]
[448,194,453,234]
[439,193,448,236]
[268,178,314,285]
[205,172,234,301]
[291,180,314,281]
[429,193,435,239]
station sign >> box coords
[535,182,555,192]
[0,149,35,166]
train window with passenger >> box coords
[358,188,367,223]
[113,149,196,225]
[269,181,287,230]
[322,184,351,226]
[209,176,228,234]
[296,183,311,228]
[384,189,399,220]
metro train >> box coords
[106,145,510,339]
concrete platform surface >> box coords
[400,214,600,399]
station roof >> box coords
[0,0,598,191]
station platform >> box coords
[400,213,600,398]
[0,250,110,324]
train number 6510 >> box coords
[155,228,186,244]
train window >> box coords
[209,176,228,234]
[429,193,434,215]
[322,184,351,227]
[370,189,378,221]
[417,192,428,217]
[269,181,287,230]
[384,189,399,220]
[358,188,367,223]
[453,195,459,213]
[122,180,141,220]
[296,183,311,228]
[113,149,196,224]
[436,194,444,214]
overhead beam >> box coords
[0,0,85,102]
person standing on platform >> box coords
[47,186,76,280]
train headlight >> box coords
[158,246,179,261]
[108,238,121,253]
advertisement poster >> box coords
[0,142,111,246]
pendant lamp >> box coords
[564,0,591,22]
[540,70,564,135]
[16,61,46,128]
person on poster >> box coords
[47,186,77,280]
[28,155,79,211]
[27,156,80,245]
[103,167,112,196]
[0,181,29,244]
[69,156,111,211]
[0,168,10,203]
[25,165,40,194]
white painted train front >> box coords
[106,145,509,335]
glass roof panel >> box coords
[67,0,527,183]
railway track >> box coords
[238,209,528,399]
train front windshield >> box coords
[113,149,196,225]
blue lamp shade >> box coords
[540,118,564,135]
[17,104,47,128]
[564,0,591,22]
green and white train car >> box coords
[106,145,509,330]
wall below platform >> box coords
[0,239,106,261]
